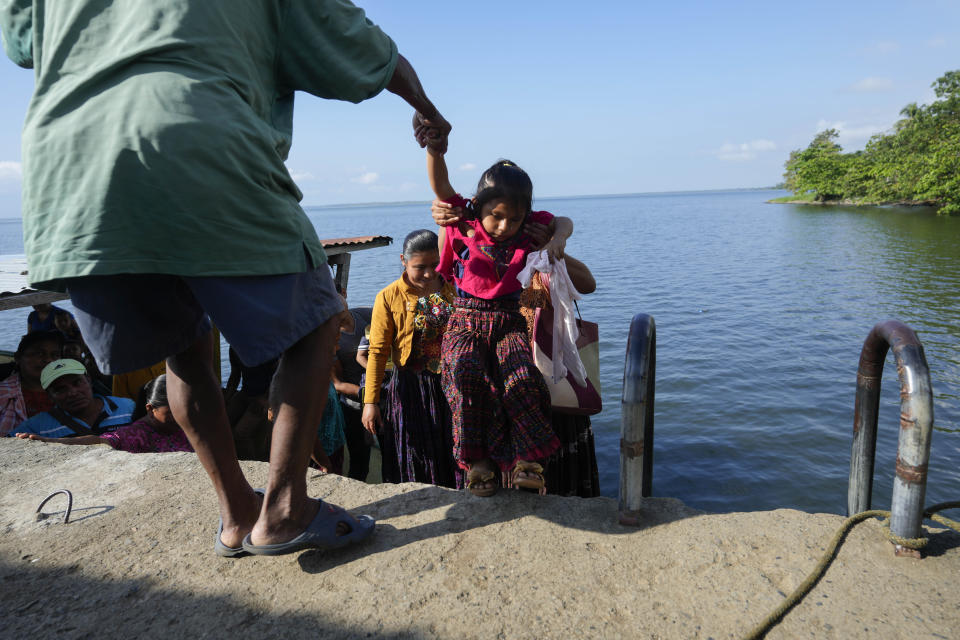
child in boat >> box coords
[14,374,192,453]
[425,143,573,496]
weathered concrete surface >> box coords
[1,439,957,639]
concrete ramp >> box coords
[1,439,957,639]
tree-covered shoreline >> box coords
[779,70,960,215]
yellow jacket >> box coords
[111,361,166,400]
[364,276,455,404]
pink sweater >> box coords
[437,194,553,300]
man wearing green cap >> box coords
[13,359,134,439]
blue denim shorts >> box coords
[66,268,342,375]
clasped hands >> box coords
[413,111,451,154]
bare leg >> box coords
[248,315,341,545]
[166,331,260,548]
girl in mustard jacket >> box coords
[361,230,460,488]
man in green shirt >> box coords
[1,0,450,556]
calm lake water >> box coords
[1,189,957,515]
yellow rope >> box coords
[743,502,960,640]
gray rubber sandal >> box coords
[240,500,375,557]
[214,488,264,558]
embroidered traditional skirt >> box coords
[441,297,559,472]
[381,365,461,488]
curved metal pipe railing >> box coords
[619,313,656,526]
[847,320,934,552]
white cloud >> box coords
[0,161,22,181]
[288,170,315,182]
[927,35,946,48]
[849,76,893,93]
[398,181,419,192]
[713,139,777,161]
[351,171,379,185]
[815,119,886,146]
[458,163,477,171]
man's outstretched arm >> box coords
[387,54,451,153]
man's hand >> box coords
[15,433,48,442]
[431,198,464,227]
[413,111,451,153]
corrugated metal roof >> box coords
[321,235,390,247]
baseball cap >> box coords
[40,359,88,390]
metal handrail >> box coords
[619,313,656,526]
[847,320,934,555]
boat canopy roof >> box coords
[0,235,392,311]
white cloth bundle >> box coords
[517,251,587,386]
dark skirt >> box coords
[543,413,601,497]
[380,366,462,489]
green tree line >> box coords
[782,70,960,215]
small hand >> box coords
[413,111,451,153]
[361,403,381,436]
[542,235,566,262]
[431,198,464,227]
[524,221,550,250]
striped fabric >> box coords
[441,297,559,472]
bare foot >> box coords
[218,488,264,549]
[247,497,354,545]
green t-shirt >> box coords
[1,0,398,288]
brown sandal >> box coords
[466,461,498,497]
[510,460,546,495]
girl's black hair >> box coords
[130,373,170,422]
[471,159,533,218]
[145,374,169,408]
[132,374,169,422]
[402,229,439,258]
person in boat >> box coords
[0,331,63,436]
[266,372,346,475]
[432,199,602,497]
[13,359,134,439]
[15,374,192,453]
[361,229,461,488]
[2,0,450,557]
[334,302,374,481]
[424,143,573,497]
[26,303,72,335]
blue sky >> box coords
[1,0,958,217]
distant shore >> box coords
[768,195,938,208]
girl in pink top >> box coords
[426,144,573,496]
